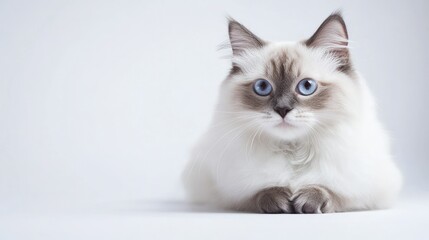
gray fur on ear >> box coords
[228,18,265,56]
[306,12,348,49]
[306,12,351,73]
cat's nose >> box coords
[274,106,291,118]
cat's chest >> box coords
[278,142,316,165]
[243,141,333,182]
[232,144,307,181]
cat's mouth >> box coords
[276,120,293,129]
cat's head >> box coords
[218,13,363,141]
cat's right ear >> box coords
[305,12,351,72]
[228,18,265,56]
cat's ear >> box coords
[228,18,265,56]
[305,12,351,72]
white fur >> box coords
[182,41,402,212]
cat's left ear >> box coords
[305,12,351,72]
[228,18,265,56]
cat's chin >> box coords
[275,121,292,129]
[264,121,308,141]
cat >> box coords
[182,12,402,213]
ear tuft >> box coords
[306,12,349,48]
[305,12,352,72]
[228,18,265,56]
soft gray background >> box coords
[1,0,428,239]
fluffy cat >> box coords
[182,13,402,213]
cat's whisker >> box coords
[204,116,263,131]
[198,120,255,167]
[248,125,264,161]
[214,120,261,184]
[245,125,262,163]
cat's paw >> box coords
[292,185,338,214]
[253,187,293,213]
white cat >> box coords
[182,13,402,213]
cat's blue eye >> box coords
[253,79,272,96]
[296,78,317,96]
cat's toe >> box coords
[292,185,338,214]
[254,187,293,213]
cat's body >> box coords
[183,13,402,213]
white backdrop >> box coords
[1,0,428,212]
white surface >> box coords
[1,0,429,239]
[1,194,428,240]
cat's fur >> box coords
[182,13,402,213]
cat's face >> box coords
[219,14,361,141]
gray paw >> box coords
[292,185,338,214]
[254,187,293,213]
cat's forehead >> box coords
[232,43,302,83]
[264,46,301,89]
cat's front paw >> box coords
[292,185,339,214]
[253,187,293,213]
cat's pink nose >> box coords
[274,107,291,118]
